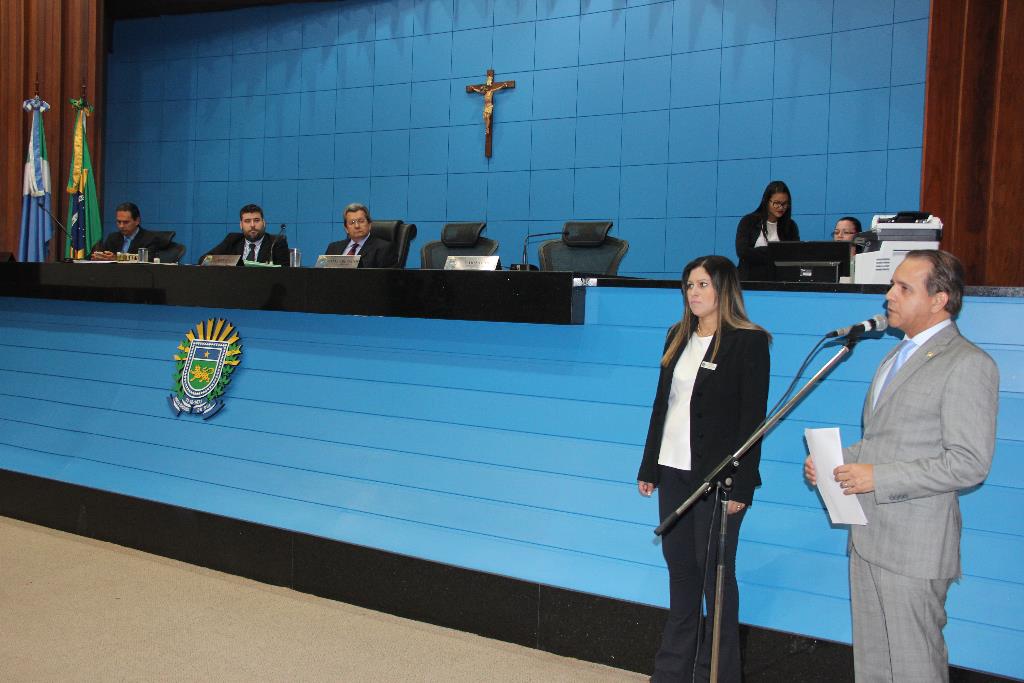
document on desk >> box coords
[805,427,867,526]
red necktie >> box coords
[347,242,359,256]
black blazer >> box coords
[735,212,800,281]
[637,326,770,505]
[92,227,168,255]
[325,234,394,268]
[202,232,290,266]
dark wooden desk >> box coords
[0,263,586,324]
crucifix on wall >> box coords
[466,69,516,157]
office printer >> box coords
[853,212,943,284]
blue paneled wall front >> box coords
[103,0,929,276]
[0,285,1020,678]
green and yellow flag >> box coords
[65,97,102,259]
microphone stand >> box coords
[263,223,286,265]
[654,332,865,683]
[511,231,563,271]
[36,197,71,262]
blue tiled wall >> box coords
[2,286,1021,678]
[104,0,929,275]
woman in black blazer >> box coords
[637,255,770,682]
[735,180,800,281]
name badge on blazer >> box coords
[700,361,717,371]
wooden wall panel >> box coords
[0,0,28,256]
[987,1,1024,282]
[923,0,1024,286]
[0,0,104,259]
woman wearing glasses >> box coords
[735,180,800,280]
[637,255,770,682]
[832,216,862,241]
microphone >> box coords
[512,230,563,271]
[265,223,286,264]
[36,196,71,262]
[826,314,888,339]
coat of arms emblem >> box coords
[168,319,242,419]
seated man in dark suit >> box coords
[202,203,289,266]
[325,203,394,268]
[90,202,167,261]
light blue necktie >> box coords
[877,339,915,399]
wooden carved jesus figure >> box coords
[466,69,515,157]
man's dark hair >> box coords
[115,202,140,220]
[239,203,264,220]
[906,249,965,316]
[343,202,372,224]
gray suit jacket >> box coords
[846,322,998,580]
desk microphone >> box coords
[265,223,287,264]
[826,314,887,339]
[511,230,563,271]
[35,196,71,262]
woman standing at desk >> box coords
[637,255,770,682]
[735,180,800,280]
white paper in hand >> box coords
[805,427,867,526]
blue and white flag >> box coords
[19,96,53,262]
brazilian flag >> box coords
[65,98,102,259]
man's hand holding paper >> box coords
[804,427,867,525]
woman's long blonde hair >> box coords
[661,255,770,367]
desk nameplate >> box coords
[443,255,500,271]
[315,254,361,269]
[202,255,242,267]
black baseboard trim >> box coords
[0,468,1009,682]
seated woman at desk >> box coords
[832,216,862,242]
[734,180,799,280]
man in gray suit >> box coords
[805,249,998,682]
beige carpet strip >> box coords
[0,516,643,682]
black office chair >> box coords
[537,221,628,275]
[419,223,498,269]
[156,242,187,264]
[145,230,186,263]
[370,220,418,268]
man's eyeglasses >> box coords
[346,218,369,227]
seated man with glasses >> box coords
[325,203,395,268]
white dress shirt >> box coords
[659,333,713,471]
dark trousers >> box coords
[653,465,746,683]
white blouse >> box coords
[658,333,713,471]
[753,220,779,248]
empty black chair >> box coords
[370,220,418,268]
[156,242,187,264]
[537,221,628,275]
[420,223,498,269]
[147,230,186,263]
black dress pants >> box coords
[652,465,746,683]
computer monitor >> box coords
[766,241,852,283]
